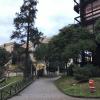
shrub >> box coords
[73,64,100,82]
[67,64,74,76]
[47,62,58,72]
[73,66,91,81]
[84,64,100,77]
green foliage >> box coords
[0,48,11,67]
[94,18,100,44]
[73,64,100,81]
[34,24,96,75]
[55,76,100,97]
[96,33,100,44]
[47,62,58,72]
[34,43,48,61]
[64,44,80,59]
[94,18,100,34]
[59,62,66,73]
[73,65,91,81]
[94,19,100,44]
[11,0,43,46]
[83,64,100,77]
[47,35,65,62]
[12,43,25,65]
[39,25,96,73]
[0,48,11,77]
[78,40,96,51]
[50,25,95,61]
[11,0,43,78]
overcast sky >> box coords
[0,0,78,44]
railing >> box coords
[74,16,81,23]
[0,78,33,100]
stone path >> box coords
[9,77,98,100]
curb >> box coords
[54,82,100,99]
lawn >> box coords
[0,76,23,87]
[55,76,100,97]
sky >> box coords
[0,0,78,44]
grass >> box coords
[0,76,23,87]
[0,76,23,99]
[55,76,100,97]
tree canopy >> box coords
[11,0,43,78]
[47,25,96,63]
[0,48,11,77]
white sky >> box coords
[0,0,78,44]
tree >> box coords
[34,43,48,61]
[93,18,100,66]
[33,24,96,75]
[47,25,95,63]
[11,0,43,78]
[0,48,11,78]
[60,25,96,66]
[12,43,25,65]
[45,25,96,75]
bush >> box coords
[84,64,100,77]
[47,67,58,72]
[47,62,58,72]
[59,62,66,73]
[67,64,74,76]
[73,66,91,81]
[73,64,100,82]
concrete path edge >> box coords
[54,81,100,99]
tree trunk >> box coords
[24,23,30,79]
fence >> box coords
[0,78,33,100]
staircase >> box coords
[73,0,81,24]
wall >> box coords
[85,0,100,21]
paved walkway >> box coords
[9,77,98,100]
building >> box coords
[42,36,51,44]
[0,37,51,76]
[74,0,100,32]
[74,0,100,66]
[0,42,14,53]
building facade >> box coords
[74,0,100,32]
[74,0,100,66]
[0,42,14,53]
[0,37,51,76]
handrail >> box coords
[0,81,18,90]
[74,16,81,23]
[74,0,79,5]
